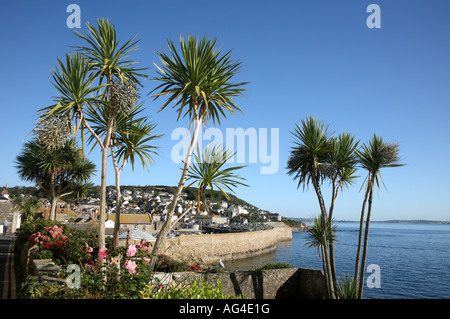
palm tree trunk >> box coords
[49,173,57,221]
[358,176,375,299]
[50,196,58,221]
[311,178,335,299]
[112,162,122,249]
[354,175,372,284]
[150,112,203,270]
[111,147,126,249]
[320,246,326,277]
[98,144,108,250]
[329,242,337,287]
[170,205,193,229]
[328,179,338,284]
[98,105,116,254]
[81,114,112,253]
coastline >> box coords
[162,222,293,264]
[290,226,309,232]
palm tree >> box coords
[323,133,359,282]
[149,35,248,267]
[112,119,160,248]
[186,144,248,213]
[13,195,42,222]
[325,133,359,220]
[305,214,337,275]
[43,19,147,251]
[87,103,161,248]
[354,134,404,298]
[15,139,96,220]
[286,116,336,298]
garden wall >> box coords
[152,267,328,299]
[29,257,328,299]
[160,223,293,264]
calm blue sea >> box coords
[225,223,450,299]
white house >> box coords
[105,219,115,229]
[232,205,249,216]
[268,213,282,221]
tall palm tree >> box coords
[325,133,359,220]
[186,144,248,213]
[324,133,359,282]
[112,119,160,248]
[149,35,248,267]
[287,116,335,298]
[43,19,147,251]
[87,103,161,248]
[15,139,96,220]
[354,134,404,298]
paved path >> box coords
[0,234,21,299]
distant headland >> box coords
[291,218,450,225]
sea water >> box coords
[225,223,450,299]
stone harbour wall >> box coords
[160,223,293,264]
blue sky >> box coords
[1,0,449,221]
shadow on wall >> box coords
[205,267,328,299]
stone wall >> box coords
[152,267,328,299]
[29,256,328,299]
[159,223,292,264]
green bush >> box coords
[33,249,53,260]
[153,254,189,272]
[20,276,83,299]
[141,279,247,299]
[335,274,359,299]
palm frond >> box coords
[74,18,148,85]
[42,53,105,117]
[305,214,337,257]
[151,35,249,125]
[287,117,331,190]
[357,134,405,190]
[186,144,248,210]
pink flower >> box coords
[98,247,108,259]
[125,260,137,274]
[85,243,93,253]
[143,257,150,263]
[47,225,64,238]
[127,244,137,257]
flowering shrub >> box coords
[23,221,97,266]
[47,225,65,239]
[15,219,66,252]
[125,260,137,274]
[127,244,136,257]
[27,232,50,246]
[19,220,223,299]
[98,247,108,260]
[75,241,155,298]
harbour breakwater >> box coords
[161,222,293,264]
